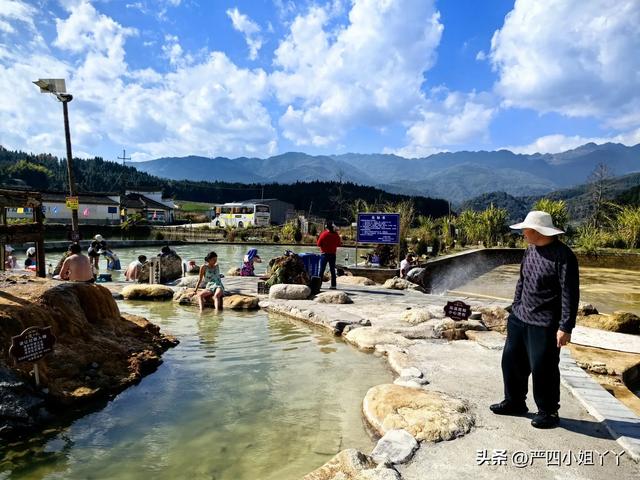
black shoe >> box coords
[490,400,528,416]
[531,411,559,429]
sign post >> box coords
[356,213,401,267]
[9,326,56,387]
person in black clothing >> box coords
[490,211,579,429]
[88,234,108,269]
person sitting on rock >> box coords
[125,255,147,281]
[4,245,18,270]
[240,248,262,276]
[194,251,225,311]
[60,243,95,282]
[400,253,416,278]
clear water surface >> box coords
[0,300,392,480]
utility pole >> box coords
[61,97,79,238]
[33,79,79,240]
[117,148,131,166]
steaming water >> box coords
[0,302,392,480]
[454,265,640,315]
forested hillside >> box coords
[0,147,449,220]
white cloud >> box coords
[0,1,277,160]
[0,0,37,30]
[490,0,640,129]
[226,7,263,60]
[271,0,443,146]
[390,89,497,158]
[502,129,640,155]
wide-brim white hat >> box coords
[94,234,104,242]
[5,245,14,253]
[509,210,564,236]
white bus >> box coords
[211,202,271,228]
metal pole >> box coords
[33,363,40,387]
[62,99,79,238]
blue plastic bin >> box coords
[299,253,323,278]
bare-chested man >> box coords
[59,243,94,282]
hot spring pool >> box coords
[0,301,392,480]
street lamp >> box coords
[33,78,79,239]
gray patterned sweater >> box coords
[512,240,580,333]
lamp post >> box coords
[33,79,79,239]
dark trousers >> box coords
[502,314,561,413]
[320,253,337,288]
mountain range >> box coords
[135,142,640,203]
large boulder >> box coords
[265,254,309,287]
[0,281,177,440]
[478,306,510,333]
[577,311,640,334]
[268,284,311,300]
[337,276,376,286]
[315,291,353,304]
[121,284,174,301]
[173,289,259,310]
[224,294,260,310]
[345,327,414,350]
[178,276,203,289]
[303,449,400,480]
[138,252,183,284]
[363,384,474,442]
[425,318,487,340]
[382,277,425,292]
[402,306,444,325]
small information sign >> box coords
[66,196,79,210]
[444,300,472,321]
[357,213,400,244]
[9,326,56,363]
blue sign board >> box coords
[357,213,400,244]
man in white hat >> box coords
[490,211,579,429]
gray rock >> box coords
[178,276,204,288]
[371,429,419,465]
[0,365,47,440]
[315,291,353,304]
[268,284,312,300]
[138,252,183,284]
[393,378,428,389]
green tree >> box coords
[480,204,508,247]
[613,205,640,249]
[533,198,569,231]
[6,160,53,189]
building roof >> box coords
[121,193,172,210]
[42,192,119,205]
[243,198,294,206]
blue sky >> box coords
[1,0,639,162]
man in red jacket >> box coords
[317,221,342,289]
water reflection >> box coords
[1,303,391,480]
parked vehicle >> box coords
[210,202,271,228]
